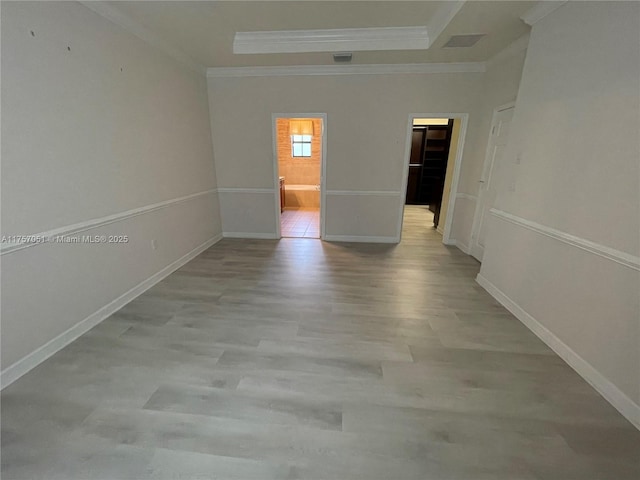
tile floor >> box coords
[280,208,320,238]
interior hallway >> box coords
[2,206,638,479]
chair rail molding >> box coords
[456,192,478,201]
[1,189,219,256]
[217,188,275,194]
[491,209,640,271]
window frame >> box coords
[291,134,312,158]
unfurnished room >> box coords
[1,1,639,479]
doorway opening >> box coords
[273,115,326,239]
[469,102,515,261]
[405,117,454,228]
[399,114,468,244]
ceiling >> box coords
[106,1,535,68]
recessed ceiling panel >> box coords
[233,26,430,54]
[106,1,534,67]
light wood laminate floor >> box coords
[2,206,639,479]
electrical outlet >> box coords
[151,239,157,250]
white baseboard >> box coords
[455,240,470,254]
[323,234,398,244]
[0,233,223,390]
[223,232,278,239]
[476,273,640,430]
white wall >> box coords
[208,72,485,241]
[1,2,221,380]
[478,2,640,427]
[450,43,528,252]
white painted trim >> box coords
[399,113,470,246]
[272,115,282,239]
[476,274,640,430]
[234,26,429,55]
[0,234,223,390]
[0,189,218,256]
[217,188,275,194]
[320,117,328,240]
[455,192,478,201]
[441,116,469,246]
[398,118,415,242]
[491,209,640,271]
[455,239,471,254]
[271,113,328,240]
[469,101,516,261]
[285,185,321,191]
[326,190,402,197]
[206,62,486,78]
[521,1,568,26]
[78,1,204,75]
[486,33,530,70]
[426,1,466,48]
[222,232,278,240]
[323,235,398,244]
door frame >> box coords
[271,113,327,239]
[469,101,515,261]
[399,113,469,244]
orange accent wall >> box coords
[277,118,322,186]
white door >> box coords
[470,105,514,261]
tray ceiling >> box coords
[103,1,535,68]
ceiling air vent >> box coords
[333,52,353,63]
[442,34,485,48]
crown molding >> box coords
[426,1,466,47]
[78,1,205,75]
[485,33,530,69]
[326,190,402,197]
[233,26,430,55]
[521,1,568,26]
[207,62,486,78]
[233,1,467,55]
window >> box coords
[292,135,312,157]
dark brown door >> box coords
[417,120,453,226]
[405,128,426,204]
[404,121,454,225]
